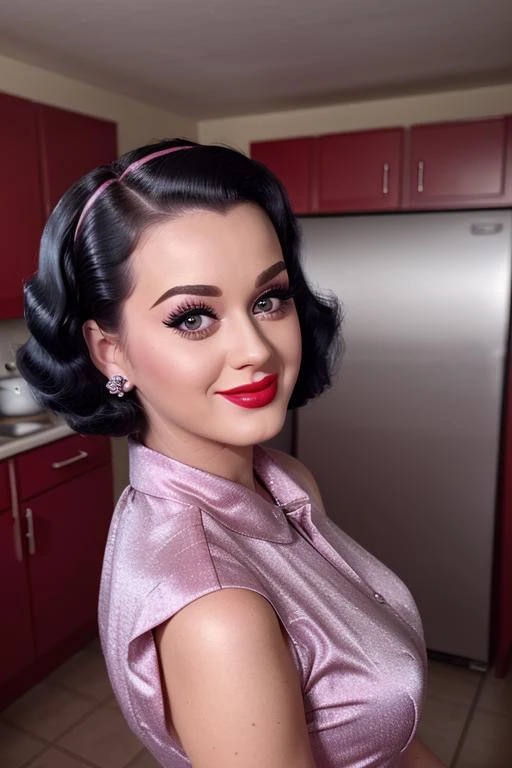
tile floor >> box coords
[0,640,510,767]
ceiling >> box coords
[0,0,511,119]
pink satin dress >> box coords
[99,439,426,767]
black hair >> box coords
[16,138,342,436]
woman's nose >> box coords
[225,313,273,370]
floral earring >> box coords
[106,375,130,398]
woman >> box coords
[17,139,444,768]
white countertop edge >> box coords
[0,422,76,461]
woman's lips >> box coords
[217,374,278,409]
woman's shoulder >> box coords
[103,489,217,605]
[263,447,325,511]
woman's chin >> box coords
[227,411,289,447]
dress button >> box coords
[373,592,386,604]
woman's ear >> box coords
[82,320,132,390]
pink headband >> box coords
[74,144,194,241]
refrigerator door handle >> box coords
[471,222,504,236]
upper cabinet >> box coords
[38,105,118,214]
[250,115,512,217]
[250,137,315,214]
[0,95,118,321]
[0,93,44,320]
[317,128,404,213]
[406,117,512,209]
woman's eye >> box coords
[253,287,293,316]
[177,312,215,332]
[163,304,218,337]
[254,296,279,314]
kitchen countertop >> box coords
[0,417,75,461]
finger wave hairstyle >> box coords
[17,138,342,436]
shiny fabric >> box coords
[99,439,427,767]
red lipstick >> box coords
[218,374,278,409]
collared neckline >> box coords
[128,438,310,543]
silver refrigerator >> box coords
[294,210,512,666]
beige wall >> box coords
[0,53,197,153]
[198,82,512,154]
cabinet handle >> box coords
[382,162,390,195]
[51,450,88,469]
[417,160,425,193]
[25,508,36,555]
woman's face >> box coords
[117,203,302,462]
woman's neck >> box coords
[142,426,257,491]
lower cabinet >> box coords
[26,465,113,657]
[0,434,114,707]
[0,504,34,688]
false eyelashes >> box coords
[162,283,297,339]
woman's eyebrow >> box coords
[150,284,220,308]
[255,261,287,287]
[149,261,287,309]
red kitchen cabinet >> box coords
[0,460,10,511]
[0,434,113,708]
[38,105,117,214]
[0,509,35,687]
[317,128,404,213]
[0,92,44,320]
[24,464,112,657]
[495,343,512,677]
[406,117,511,209]
[250,137,315,213]
[16,434,113,658]
[0,92,118,321]
[16,431,111,501]
[0,461,35,688]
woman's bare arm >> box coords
[155,588,316,768]
[404,737,447,767]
